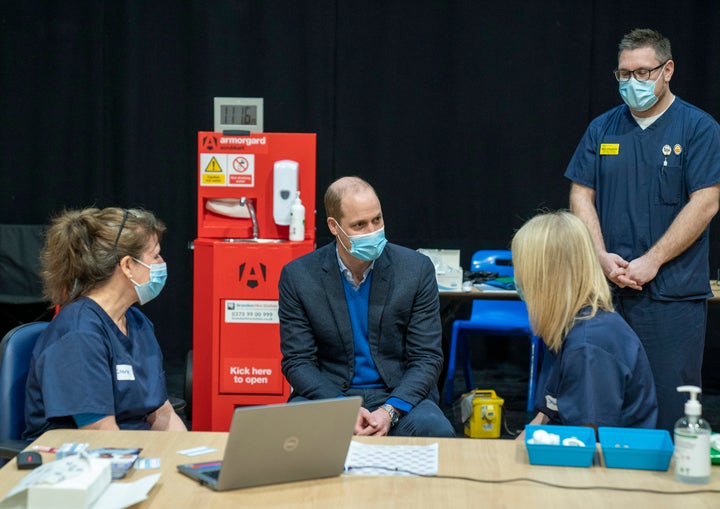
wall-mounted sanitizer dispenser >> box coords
[273,160,299,225]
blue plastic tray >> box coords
[598,427,673,471]
[525,425,597,468]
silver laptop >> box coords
[177,397,362,491]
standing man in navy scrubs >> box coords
[565,28,720,431]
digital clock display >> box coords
[221,105,257,126]
[214,97,263,133]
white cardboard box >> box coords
[0,455,160,509]
[27,457,112,509]
[417,248,463,291]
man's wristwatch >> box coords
[380,404,399,427]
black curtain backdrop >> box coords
[2,1,720,384]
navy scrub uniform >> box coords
[24,297,169,440]
[564,97,720,431]
[536,309,658,429]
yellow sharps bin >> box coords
[463,389,504,438]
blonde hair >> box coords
[41,207,165,307]
[511,211,613,353]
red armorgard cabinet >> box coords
[192,132,315,431]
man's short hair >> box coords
[618,28,672,63]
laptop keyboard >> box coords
[204,469,220,480]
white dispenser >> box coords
[273,160,299,225]
[674,385,711,484]
[289,191,305,241]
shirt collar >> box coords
[335,245,374,289]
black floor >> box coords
[166,339,720,437]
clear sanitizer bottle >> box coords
[289,191,305,241]
[674,385,711,484]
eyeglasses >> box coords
[112,209,130,253]
[613,61,667,82]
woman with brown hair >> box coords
[23,207,186,440]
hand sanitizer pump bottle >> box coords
[674,385,711,484]
[289,191,305,241]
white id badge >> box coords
[116,364,135,381]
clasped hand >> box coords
[354,406,392,436]
[601,252,659,290]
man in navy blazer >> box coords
[279,176,455,437]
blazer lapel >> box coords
[319,245,355,357]
[367,247,392,348]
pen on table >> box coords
[32,445,57,453]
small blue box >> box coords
[525,425,597,467]
[598,427,673,471]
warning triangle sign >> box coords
[205,156,223,172]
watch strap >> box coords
[380,403,399,426]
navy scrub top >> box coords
[24,297,168,440]
[565,97,720,300]
[535,309,657,428]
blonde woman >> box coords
[512,211,657,430]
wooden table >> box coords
[710,280,720,302]
[1,430,718,508]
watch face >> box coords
[382,404,398,425]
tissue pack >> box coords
[27,457,112,509]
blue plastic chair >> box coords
[443,250,541,412]
[0,321,48,465]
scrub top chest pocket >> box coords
[656,143,684,206]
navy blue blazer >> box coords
[278,242,443,407]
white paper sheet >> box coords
[343,441,438,476]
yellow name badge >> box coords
[600,143,620,155]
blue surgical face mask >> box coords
[131,258,167,305]
[514,282,525,302]
[618,64,665,112]
[333,220,388,262]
